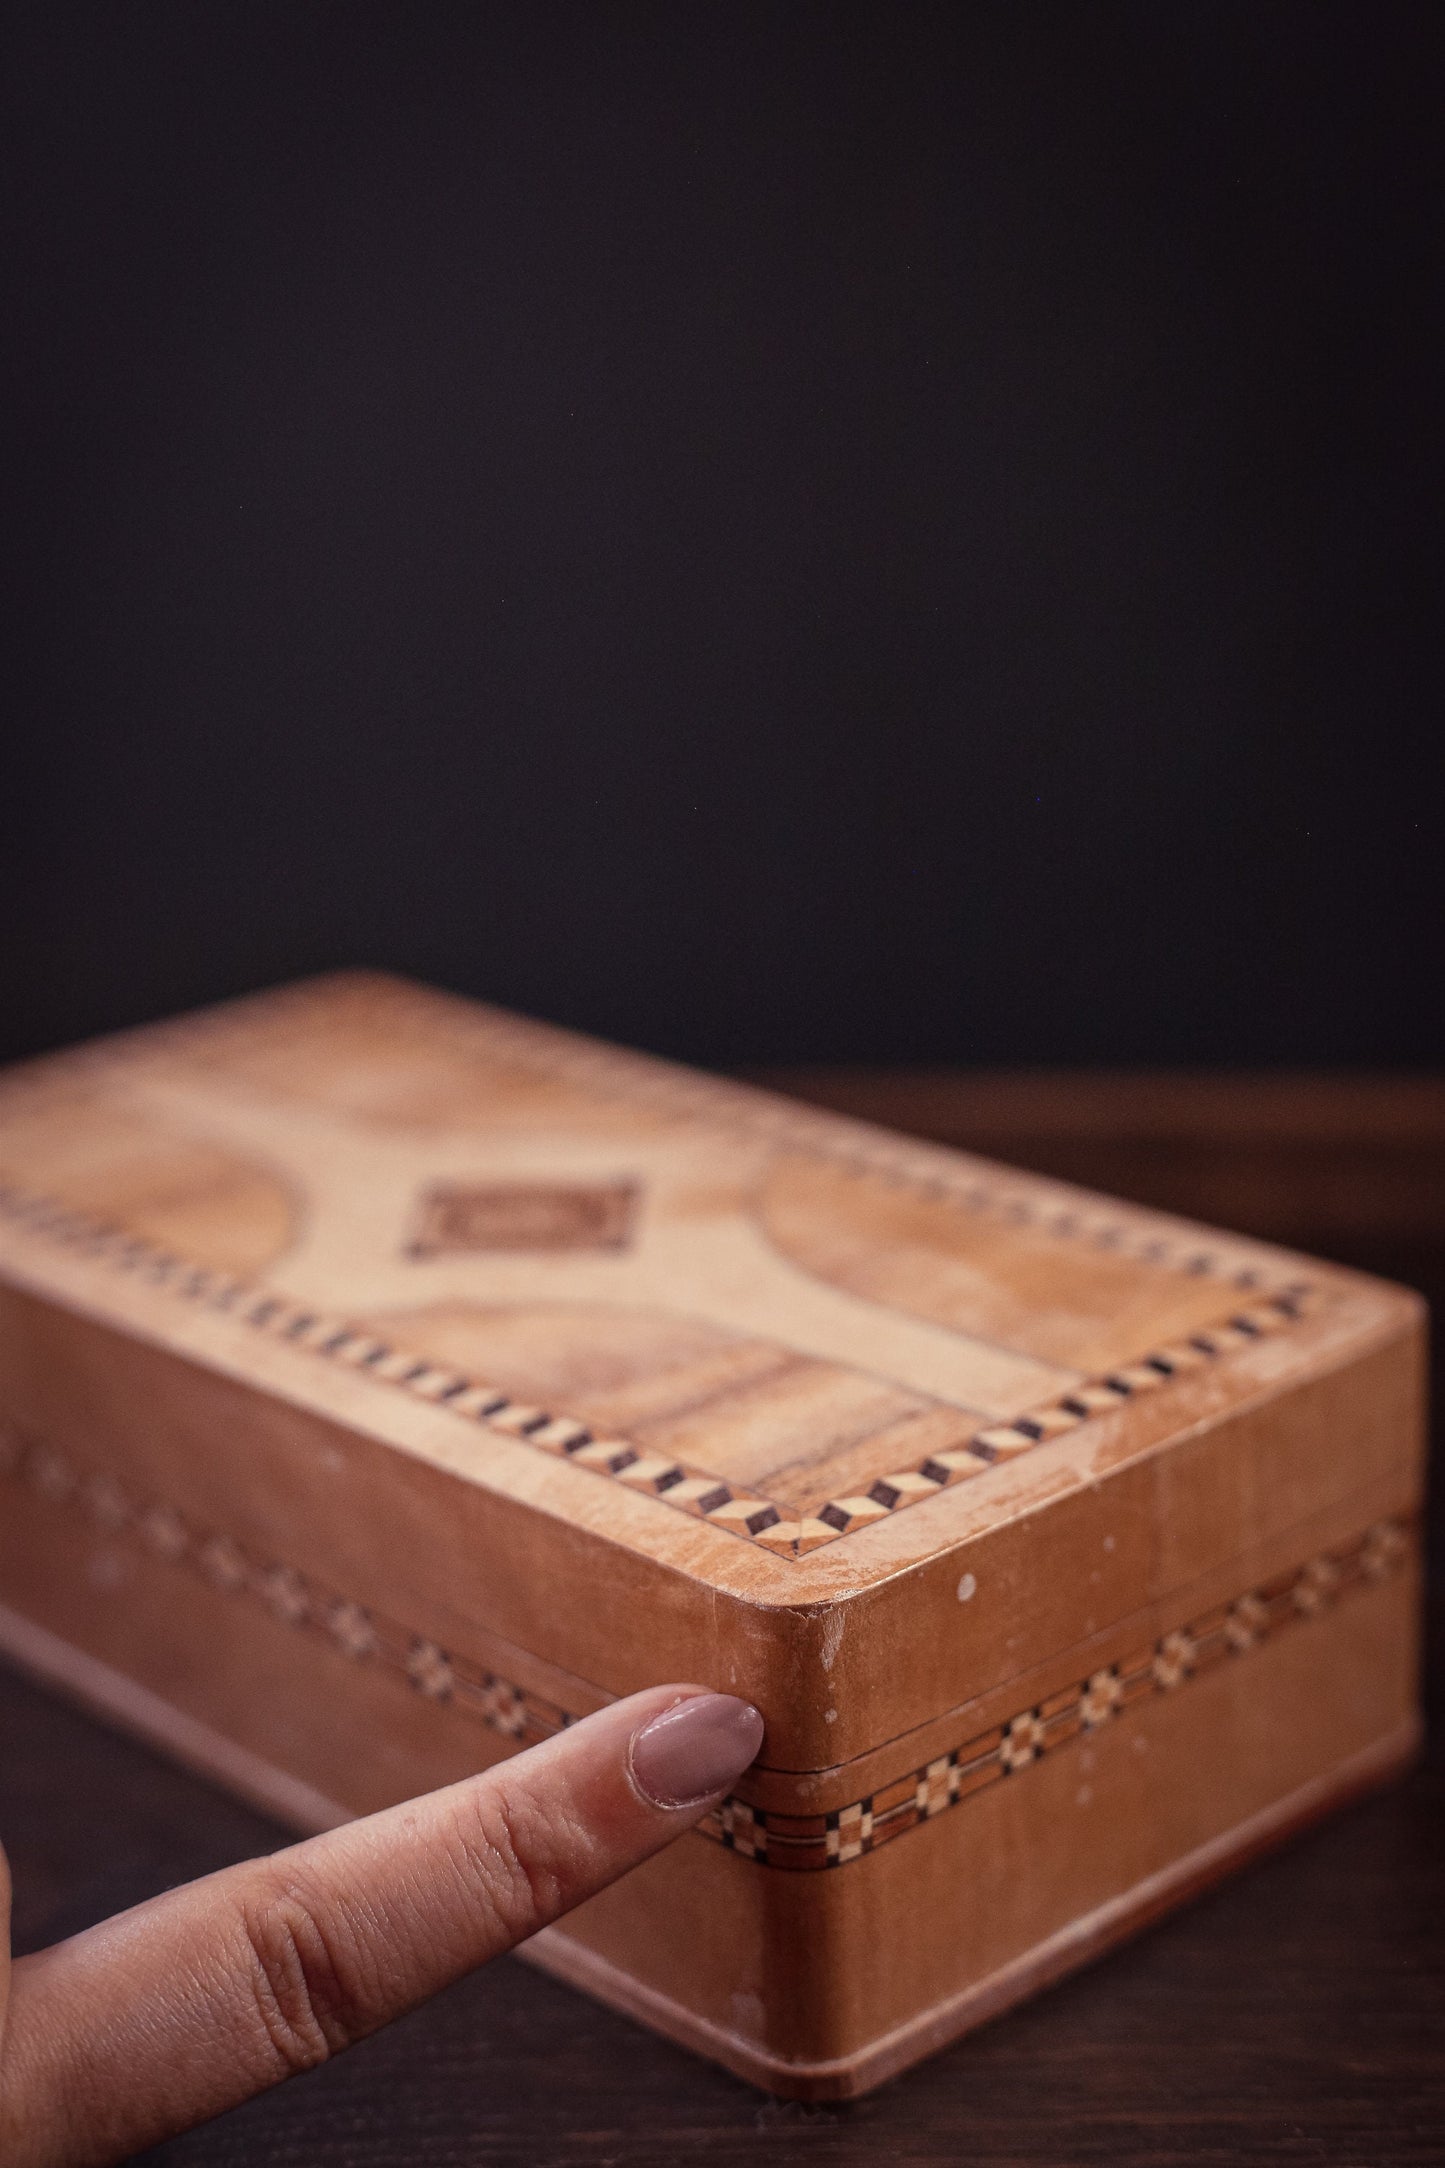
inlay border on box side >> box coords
[0,1417,1411,1870]
[700,1517,1413,1867]
[0,1418,578,1751]
[0,1179,1316,1555]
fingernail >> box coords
[630,1693,765,1808]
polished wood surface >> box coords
[2,1074,1441,2160]
[757,1068,1445,1247]
[6,977,1397,1593]
[0,999,1430,2098]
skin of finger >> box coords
[0,1684,739,2168]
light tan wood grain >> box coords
[0,976,1426,2095]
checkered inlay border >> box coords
[0,1176,1316,1556]
[0,1418,1410,1870]
[697,1518,1413,1868]
[0,1419,575,1752]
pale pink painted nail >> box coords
[630,1693,764,1808]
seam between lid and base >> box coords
[0,1417,1411,1871]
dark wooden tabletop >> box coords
[5,1078,1443,2167]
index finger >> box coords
[0,1684,762,2168]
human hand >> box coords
[0,1684,762,2167]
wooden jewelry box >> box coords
[0,975,1424,2099]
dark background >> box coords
[2,1,1440,1074]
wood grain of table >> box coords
[4,1077,1442,2167]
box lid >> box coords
[0,975,1421,1773]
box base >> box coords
[0,1597,1420,2100]
[524,1717,1419,2097]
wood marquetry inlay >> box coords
[699,1518,1413,1868]
[0,1416,577,1752]
[0,1172,1317,1556]
[407,1179,638,1257]
[0,1414,1410,1870]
